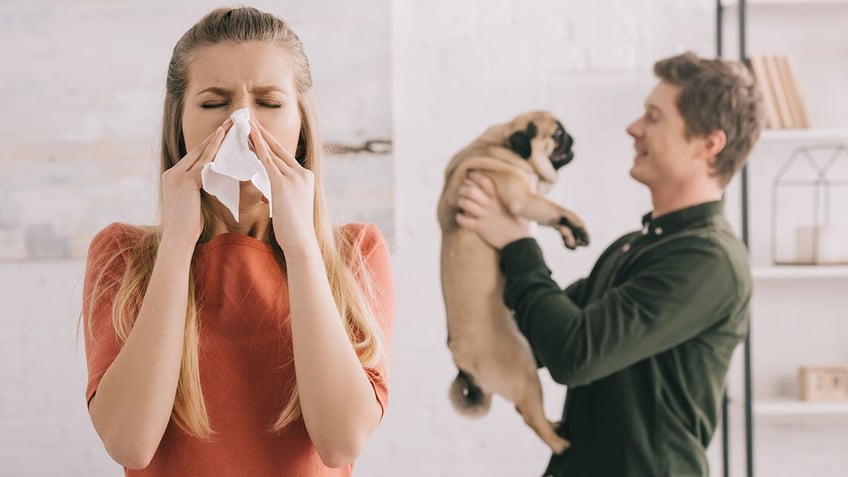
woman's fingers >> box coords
[187,124,226,174]
[174,130,214,171]
[250,124,284,178]
[181,118,233,171]
[253,119,301,169]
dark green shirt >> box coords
[500,201,750,477]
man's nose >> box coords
[626,119,642,137]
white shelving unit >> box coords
[752,265,848,279]
[754,399,848,417]
[759,129,848,142]
[723,0,848,7]
[719,1,848,475]
[731,397,848,417]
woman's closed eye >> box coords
[200,100,283,109]
[257,101,282,109]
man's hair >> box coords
[654,51,765,186]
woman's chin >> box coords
[239,199,270,213]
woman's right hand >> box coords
[160,118,232,247]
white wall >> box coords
[378,0,719,476]
[2,1,847,476]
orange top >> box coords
[82,222,394,476]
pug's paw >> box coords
[557,216,590,250]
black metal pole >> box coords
[717,0,724,57]
[715,3,730,477]
[737,1,755,477]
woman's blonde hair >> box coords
[86,7,384,438]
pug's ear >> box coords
[508,121,538,159]
[526,121,537,139]
[508,131,532,159]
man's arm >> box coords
[500,237,741,387]
[563,278,586,306]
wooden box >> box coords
[799,366,848,401]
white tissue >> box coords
[201,108,272,222]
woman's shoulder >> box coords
[337,222,389,257]
[88,222,154,258]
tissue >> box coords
[201,108,272,222]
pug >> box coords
[437,111,589,454]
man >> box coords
[455,51,765,476]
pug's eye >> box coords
[553,128,564,138]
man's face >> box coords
[626,81,707,190]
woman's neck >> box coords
[208,201,273,242]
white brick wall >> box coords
[2,1,847,476]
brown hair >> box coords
[654,51,765,186]
[86,6,384,438]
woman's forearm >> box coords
[88,239,193,469]
[287,242,382,468]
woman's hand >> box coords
[249,118,317,252]
[456,171,532,250]
[160,118,232,248]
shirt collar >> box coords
[640,200,724,237]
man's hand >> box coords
[455,170,532,250]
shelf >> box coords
[754,399,848,416]
[722,0,848,7]
[758,129,848,142]
[752,265,848,279]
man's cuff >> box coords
[500,238,548,275]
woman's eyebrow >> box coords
[196,86,231,97]
[195,86,288,96]
[251,85,288,95]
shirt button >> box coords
[641,226,649,235]
[655,227,663,235]
[622,243,631,252]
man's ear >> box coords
[703,129,727,159]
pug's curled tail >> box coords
[449,370,492,417]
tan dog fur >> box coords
[437,111,588,455]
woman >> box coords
[82,7,393,476]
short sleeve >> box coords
[81,223,134,407]
[342,223,395,418]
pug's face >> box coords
[507,112,575,187]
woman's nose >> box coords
[230,97,254,115]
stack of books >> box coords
[749,54,810,129]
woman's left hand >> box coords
[250,118,317,252]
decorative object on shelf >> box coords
[799,366,848,401]
[749,54,809,129]
[771,142,848,264]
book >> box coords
[778,55,811,128]
[765,55,795,128]
[749,54,782,129]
